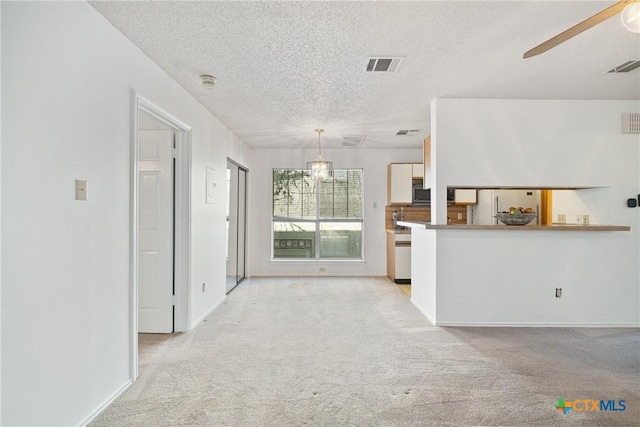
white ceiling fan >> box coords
[524,0,640,58]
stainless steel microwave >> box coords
[412,180,454,205]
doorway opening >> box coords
[226,159,248,294]
[131,93,191,381]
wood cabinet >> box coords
[387,163,413,204]
[387,162,424,204]
[386,232,411,284]
[412,163,424,179]
[454,189,477,205]
[423,136,431,188]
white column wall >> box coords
[1,2,249,425]
[248,148,422,277]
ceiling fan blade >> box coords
[523,0,634,59]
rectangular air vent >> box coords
[364,57,405,73]
[608,60,640,73]
[396,129,421,136]
[622,113,640,134]
[342,135,366,147]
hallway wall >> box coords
[1,1,249,425]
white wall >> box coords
[248,147,422,277]
[430,99,640,225]
[552,188,611,225]
[1,2,249,425]
[413,98,640,326]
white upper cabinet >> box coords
[387,163,413,204]
[412,163,424,178]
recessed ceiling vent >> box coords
[396,129,421,136]
[342,135,366,147]
[607,60,640,73]
[365,57,405,73]
[622,113,640,134]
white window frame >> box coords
[272,168,364,261]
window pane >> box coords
[317,169,363,219]
[347,170,363,218]
[319,222,362,259]
[273,169,291,217]
[273,170,316,219]
[272,168,363,260]
[301,174,316,219]
[273,221,316,259]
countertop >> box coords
[397,221,630,232]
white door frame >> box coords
[131,92,192,380]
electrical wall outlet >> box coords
[555,288,562,298]
[581,214,589,225]
[319,267,326,272]
[575,215,581,225]
[75,179,87,201]
[557,214,566,224]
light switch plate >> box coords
[75,179,87,201]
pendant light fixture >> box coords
[307,128,333,181]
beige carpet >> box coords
[91,277,639,426]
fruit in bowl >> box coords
[496,209,537,226]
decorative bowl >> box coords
[495,212,537,226]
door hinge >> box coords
[171,294,176,306]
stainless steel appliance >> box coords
[412,180,455,205]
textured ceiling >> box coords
[90,1,640,149]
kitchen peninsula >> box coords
[401,220,632,327]
[409,98,640,328]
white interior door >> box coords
[138,130,174,333]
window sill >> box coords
[270,258,366,264]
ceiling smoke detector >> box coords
[200,75,217,90]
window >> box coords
[272,169,363,259]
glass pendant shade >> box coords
[622,2,640,33]
[307,158,334,181]
[307,128,333,180]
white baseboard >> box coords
[190,294,226,329]
[408,300,639,328]
[435,321,640,328]
[79,379,132,426]
[247,274,388,278]
[410,298,436,325]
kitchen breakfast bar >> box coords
[398,221,634,327]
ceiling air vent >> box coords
[622,113,640,134]
[396,129,421,136]
[364,57,405,73]
[342,135,366,147]
[607,60,640,73]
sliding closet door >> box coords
[236,167,247,283]
[226,159,247,294]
